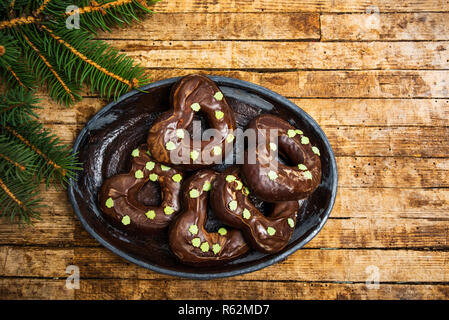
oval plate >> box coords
[68,75,338,279]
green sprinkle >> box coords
[267,170,278,181]
[135,169,144,179]
[214,91,224,101]
[189,189,200,198]
[215,110,224,120]
[301,136,310,145]
[191,238,201,247]
[287,129,296,138]
[172,174,183,183]
[165,141,176,151]
[304,171,313,180]
[105,197,114,208]
[146,150,151,157]
[243,187,250,196]
[226,133,235,143]
[176,129,185,139]
[190,150,199,161]
[267,227,276,236]
[288,218,295,228]
[121,215,131,225]
[149,173,158,182]
[145,210,156,220]
[295,129,303,135]
[190,103,201,112]
[312,146,320,156]
[203,181,211,191]
[298,164,308,171]
[213,146,222,155]
[269,142,277,151]
[189,224,199,235]
[218,227,227,236]
[164,206,174,215]
[131,149,140,157]
[146,161,155,171]
[212,243,221,255]
[161,165,171,171]
[243,208,251,219]
[228,200,238,211]
[235,180,243,190]
[200,242,210,252]
[226,175,236,183]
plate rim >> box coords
[68,75,339,280]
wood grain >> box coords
[1,278,447,300]
[2,2,449,300]
[38,96,449,127]
[150,1,449,13]
[107,40,449,70]
[136,69,449,98]
[98,13,320,40]
[2,246,449,284]
[322,13,449,40]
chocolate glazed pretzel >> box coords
[147,74,236,169]
[210,166,300,253]
[169,169,249,265]
[99,145,184,233]
[241,114,322,202]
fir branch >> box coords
[0,33,35,89]
[16,29,81,105]
[1,122,82,187]
[0,87,40,126]
[0,174,42,225]
[65,0,157,34]
[41,23,149,98]
[0,135,37,181]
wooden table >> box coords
[1,0,448,300]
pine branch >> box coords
[1,121,82,187]
[41,23,149,98]
[14,28,81,106]
[0,32,35,89]
[64,0,158,34]
[0,87,40,126]
[0,174,42,225]
[0,135,37,181]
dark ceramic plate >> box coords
[68,75,338,279]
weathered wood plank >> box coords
[0,279,74,300]
[333,188,449,218]
[98,13,320,40]
[322,13,449,40]
[338,157,449,188]
[2,247,449,283]
[140,69,449,98]
[150,0,449,13]
[43,122,449,158]
[1,186,448,246]
[1,278,447,300]
[107,40,449,70]
[34,71,449,117]
[37,96,449,127]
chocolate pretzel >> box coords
[241,114,322,202]
[169,169,249,265]
[147,74,236,169]
[210,166,300,253]
[99,145,184,233]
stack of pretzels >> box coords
[99,75,322,266]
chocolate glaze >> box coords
[241,114,322,202]
[210,166,300,253]
[99,145,184,232]
[147,74,236,169]
[169,169,249,265]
